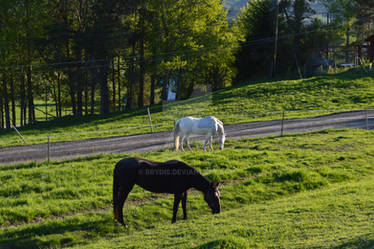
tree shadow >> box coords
[0,216,119,249]
[0,104,156,137]
[328,235,374,249]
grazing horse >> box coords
[173,116,225,151]
[113,157,221,227]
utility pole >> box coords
[283,6,303,79]
[271,0,279,78]
[326,12,330,60]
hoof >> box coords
[119,221,128,227]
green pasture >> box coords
[0,70,373,147]
[0,128,373,248]
[78,176,374,249]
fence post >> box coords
[11,124,27,144]
[147,107,154,133]
[47,136,50,163]
[365,109,369,130]
[280,111,285,136]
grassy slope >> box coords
[0,128,373,248]
[0,70,373,147]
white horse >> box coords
[173,116,225,151]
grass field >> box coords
[0,70,373,147]
[0,128,373,248]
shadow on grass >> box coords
[194,236,248,249]
[0,153,116,172]
[330,235,374,249]
[0,215,119,249]
[0,104,156,137]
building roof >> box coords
[365,34,374,42]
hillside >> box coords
[0,70,373,147]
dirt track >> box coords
[0,110,373,165]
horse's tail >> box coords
[173,120,181,151]
[216,119,225,149]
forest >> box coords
[0,0,372,128]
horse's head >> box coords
[219,134,225,150]
[204,182,221,214]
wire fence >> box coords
[0,108,372,165]
[3,108,374,143]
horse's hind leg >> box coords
[180,136,185,152]
[113,181,134,227]
[209,136,214,151]
[186,135,192,151]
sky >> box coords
[225,0,326,21]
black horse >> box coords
[113,157,220,227]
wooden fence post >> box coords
[147,107,154,133]
[47,136,50,163]
[280,111,285,136]
[11,124,27,144]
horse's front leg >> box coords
[209,136,214,151]
[182,191,188,220]
[186,135,192,151]
[172,193,182,223]
[180,136,185,152]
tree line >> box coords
[0,0,372,129]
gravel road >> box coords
[1,110,372,165]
